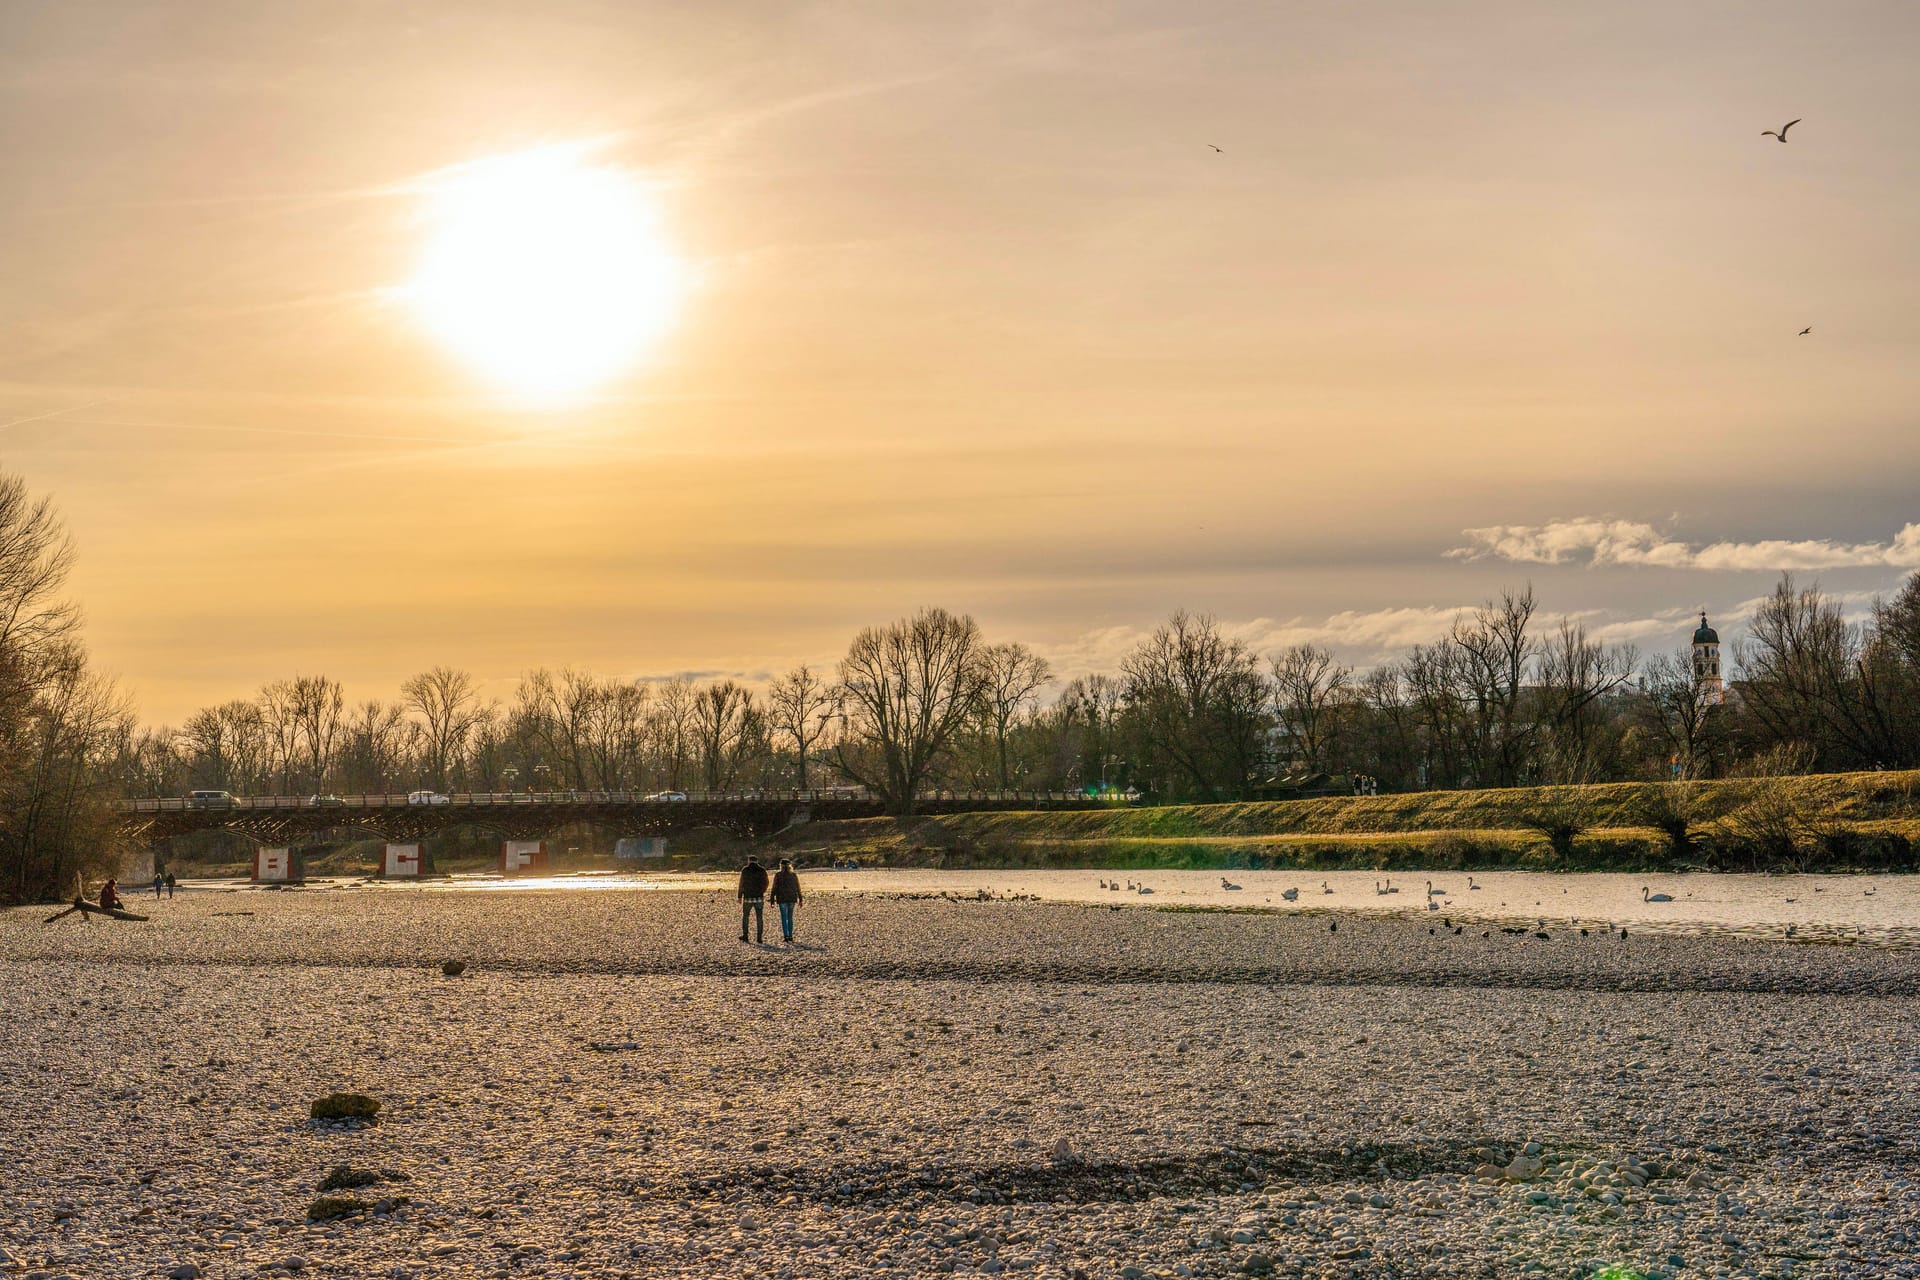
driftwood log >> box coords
[43,897,150,924]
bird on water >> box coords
[1642,886,1673,902]
[1762,118,1801,142]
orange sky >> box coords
[3,1,1918,722]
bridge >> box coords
[116,788,1112,847]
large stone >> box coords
[309,1092,380,1123]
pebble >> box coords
[0,889,1913,1278]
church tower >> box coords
[1691,611,1723,706]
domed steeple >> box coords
[1691,611,1723,705]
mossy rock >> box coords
[310,1092,380,1122]
[318,1165,388,1192]
[306,1195,370,1222]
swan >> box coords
[1427,882,1448,895]
[1426,897,1439,911]
[1467,876,1482,891]
[1281,887,1299,902]
[1642,886,1673,903]
[1137,885,1154,895]
[1221,878,1243,891]
[1321,880,1334,895]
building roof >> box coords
[1692,611,1719,645]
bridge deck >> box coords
[118,789,1117,845]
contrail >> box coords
[0,396,121,433]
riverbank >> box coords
[2,888,1915,1279]
[771,770,1920,875]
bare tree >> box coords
[832,607,988,813]
[1120,612,1268,801]
[1534,620,1634,783]
[693,680,762,791]
[1269,643,1350,775]
[1637,650,1719,780]
[769,663,837,790]
[1449,586,1540,787]
[649,676,697,790]
[401,666,486,790]
[256,679,302,794]
[287,674,346,793]
[976,642,1052,790]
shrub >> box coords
[1520,787,1595,858]
[306,1196,369,1222]
[318,1165,387,1192]
[1634,782,1701,855]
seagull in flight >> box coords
[1798,326,1812,336]
[1207,144,1223,153]
[1761,118,1801,142]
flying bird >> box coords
[1207,144,1223,153]
[1761,118,1801,142]
[1798,326,1812,336]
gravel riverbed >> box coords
[2,888,1915,1279]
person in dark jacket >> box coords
[769,860,803,944]
[98,878,123,912]
[163,871,177,899]
[738,857,769,943]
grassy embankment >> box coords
[769,771,1920,874]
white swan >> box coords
[1467,876,1482,891]
[1280,886,1299,902]
[1321,880,1334,895]
[1642,886,1673,903]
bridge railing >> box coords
[117,788,1127,813]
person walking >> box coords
[770,859,803,944]
[152,872,164,899]
[163,871,176,899]
[737,856,769,944]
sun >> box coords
[402,144,686,406]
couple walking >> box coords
[737,856,802,944]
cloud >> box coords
[1449,518,1920,572]
[1040,605,1474,681]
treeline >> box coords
[119,573,1920,811]
[0,471,133,902]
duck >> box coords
[1642,886,1673,903]
[1280,887,1300,902]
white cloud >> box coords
[1449,518,1920,572]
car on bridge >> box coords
[307,794,344,807]
[406,790,452,806]
[187,789,234,809]
[644,791,688,801]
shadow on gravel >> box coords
[638,1138,1495,1207]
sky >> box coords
[2,0,1918,723]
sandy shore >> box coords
[2,889,1915,1279]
